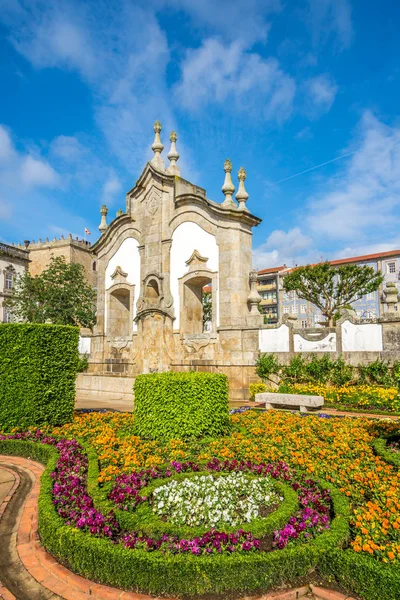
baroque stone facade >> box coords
[88,123,263,399]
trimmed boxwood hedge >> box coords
[320,548,400,600]
[0,323,79,429]
[133,371,230,440]
[0,438,352,597]
[372,436,400,469]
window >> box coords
[366,291,375,300]
[283,291,289,301]
[387,262,396,274]
[3,307,13,323]
[301,320,308,329]
[283,306,289,314]
[290,305,297,314]
[5,271,13,290]
[300,304,307,313]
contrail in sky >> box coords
[275,151,355,184]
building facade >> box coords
[24,235,97,288]
[258,250,400,327]
[0,242,30,322]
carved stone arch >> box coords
[169,211,219,239]
[106,280,135,338]
[179,268,218,335]
[135,271,174,321]
[94,221,143,260]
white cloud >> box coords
[3,3,97,79]
[175,39,296,121]
[20,156,59,187]
[305,74,338,114]
[0,198,12,221]
[307,111,400,242]
[0,125,17,163]
[159,0,281,45]
[307,0,353,51]
[102,173,122,205]
[50,136,87,161]
[253,227,314,268]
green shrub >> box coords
[358,359,396,387]
[320,548,400,600]
[255,353,279,382]
[133,371,229,440]
[249,382,268,400]
[372,436,400,469]
[0,323,79,429]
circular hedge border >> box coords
[101,469,299,540]
[0,436,352,597]
[372,436,400,469]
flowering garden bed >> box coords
[1,410,400,599]
[250,382,400,413]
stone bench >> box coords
[255,392,324,413]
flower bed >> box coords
[151,471,281,528]
[250,381,400,412]
[51,410,400,566]
[1,409,400,598]
[0,429,350,596]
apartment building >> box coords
[257,249,400,327]
[257,266,285,323]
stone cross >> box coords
[221,159,236,208]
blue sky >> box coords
[1,0,399,268]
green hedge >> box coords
[0,438,352,597]
[372,436,400,469]
[133,371,230,440]
[320,549,400,600]
[0,323,79,429]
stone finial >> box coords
[383,282,399,313]
[151,120,165,171]
[99,204,108,234]
[167,131,180,176]
[247,269,262,314]
[116,208,124,217]
[221,159,236,208]
[236,167,249,212]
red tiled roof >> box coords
[258,250,400,275]
[257,265,286,275]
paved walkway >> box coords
[0,457,358,600]
[75,393,399,422]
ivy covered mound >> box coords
[1,409,400,599]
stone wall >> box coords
[258,312,400,362]
[26,237,96,287]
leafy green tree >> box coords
[5,256,96,328]
[283,262,383,327]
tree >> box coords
[282,262,383,327]
[5,256,96,328]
